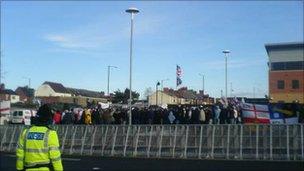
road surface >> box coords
[1,153,303,171]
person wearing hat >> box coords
[16,104,63,171]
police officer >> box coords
[16,104,63,171]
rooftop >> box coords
[265,42,304,55]
[0,89,18,95]
[42,81,104,98]
[43,81,69,94]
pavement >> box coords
[1,152,303,171]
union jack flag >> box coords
[177,77,182,86]
[176,65,182,77]
[176,65,182,86]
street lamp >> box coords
[198,73,205,93]
[107,65,118,96]
[22,76,31,88]
[160,78,169,106]
[230,82,233,97]
[156,81,160,106]
[222,50,230,105]
[126,7,139,125]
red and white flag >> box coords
[241,103,270,123]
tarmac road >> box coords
[1,153,303,171]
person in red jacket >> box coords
[53,110,62,124]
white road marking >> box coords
[92,167,101,170]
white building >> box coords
[35,81,72,97]
[0,89,20,104]
[149,91,181,106]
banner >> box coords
[241,103,270,123]
[241,102,299,124]
[270,103,298,124]
[98,102,110,109]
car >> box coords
[10,109,36,125]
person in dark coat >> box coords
[62,110,75,124]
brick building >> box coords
[265,42,304,103]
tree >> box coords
[112,88,140,104]
[143,87,153,100]
[112,90,125,103]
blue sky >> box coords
[1,1,303,99]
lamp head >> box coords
[222,50,230,54]
[126,7,139,14]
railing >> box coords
[1,124,303,161]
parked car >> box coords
[10,109,36,125]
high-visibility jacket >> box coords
[84,110,92,125]
[16,126,63,171]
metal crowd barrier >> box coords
[0,124,303,161]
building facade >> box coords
[148,88,213,106]
[35,81,107,107]
[265,42,304,103]
[0,89,20,103]
[15,86,35,102]
[149,91,180,106]
[35,82,71,97]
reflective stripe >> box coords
[26,148,48,153]
[22,128,30,167]
[17,157,24,161]
[24,128,30,150]
[44,129,50,148]
[25,161,50,167]
[49,146,59,151]
[17,143,23,149]
[51,156,62,162]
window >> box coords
[272,62,285,70]
[292,80,299,89]
[286,61,303,70]
[277,80,285,89]
[271,61,304,71]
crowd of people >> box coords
[47,101,304,125]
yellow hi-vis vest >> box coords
[16,126,63,171]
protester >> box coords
[53,110,62,124]
[213,103,221,124]
[84,108,92,125]
[62,109,74,124]
[199,106,206,124]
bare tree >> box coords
[143,87,153,100]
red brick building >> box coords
[265,42,304,103]
[15,86,34,102]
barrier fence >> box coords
[0,124,303,161]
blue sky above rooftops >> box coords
[1,1,303,98]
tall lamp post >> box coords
[160,78,169,106]
[198,73,205,93]
[126,7,139,125]
[22,76,31,88]
[222,50,230,105]
[156,81,160,106]
[107,65,118,96]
